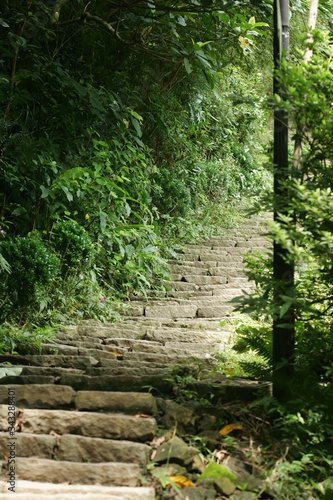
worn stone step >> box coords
[167,265,244,277]
[162,280,199,291]
[0,432,150,466]
[0,406,156,441]
[166,290,213,299]
[0,384,75,408]
[121,351,216,365]
[56,373,172,393]
[145,304,197,319]
[145,328,229,344]
[0,481,155,500]
[75,390,157,413]
[0,354,101,369]
[129,342,220,355]
[178,275,227,285]
[0,457,140,486]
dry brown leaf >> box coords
[166,476,196,488]
[109,351,123,356]
[219,423,243,435]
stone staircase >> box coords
[0,214,272,499]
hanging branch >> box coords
[292,0,319,170]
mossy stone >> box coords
[198,461,236,484]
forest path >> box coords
[0,213,272,499]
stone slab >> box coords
[0,432,56,459]
[75,390,157,414]
[23,355,100,369]
[4,407,156,441]
[0,384,75,408]
[57,434,150,466]
[0,481,155,500]
[145,304,198,319]
[0,457,139,486]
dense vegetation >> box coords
[0,0,272,323]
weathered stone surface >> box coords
[145,331,228,345]
[75,390,157,414]
[236,472,265,492]
[151,463,187,477]
[24,355,100,369]
[197,305,233,318]
[0,384,75,408]
[57,434,151,466]
[0,457,139,486]
[162,401,198,434]
[59,373,173,392]
[184,275,228,285]
[153,436,198,466]
[214,477,236,496]
[0,432,56,459]
[175,487,217,500]
[41,344,79,355]
[145,305,198,319]
[0,481,155,500]
[9,408,156,441]
[0,375,55,385]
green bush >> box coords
[51,219,95,274]
[0,236,59,313]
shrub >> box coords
[0,236,59,312]
[51,219,95,274]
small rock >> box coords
[196,430,222,451]
[223,455,250,476]
[175,486,217,500]
[153,436,198,466]
[198,414,217,431]
[230,492,258,500]
[151,464,187,477]
[236,473,264,492]
[214,477,236,496]
[163,402,198,434]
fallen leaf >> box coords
[109,351,123,356]
[166,476,196,488]
[219,423,243,435]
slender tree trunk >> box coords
[273,0,295,400]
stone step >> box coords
[0,354,101,369]
[166,290,213,298]
[167,265,244,276]
[121,351,216,365]
[0,384,75,408]
[145,328,230,344]
[0,385,157,413]
[0,432,151,466]
[144,304,197,319]
[129,342,220,355]
[186,246,269,256]
[0,481,155,500]
[0,406,156,441]
[0,457,140,486]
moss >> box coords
[197,461,236,484]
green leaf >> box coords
[0,367,23,379]
[184,58,193,74]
